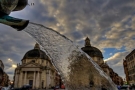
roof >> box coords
[81,46,103,58]
[22,43,49,60]
[125,49,135,59]
[81,37,103,58]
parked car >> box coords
[11,88,21,90]
[55,85,59,89]
[0,86,3,90]
[21,84,32,90]
[120,85,130,90]
[1,87,9,90]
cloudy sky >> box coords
[0,0,135,80]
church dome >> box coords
[22,43,49,60]
[81,37,103,58]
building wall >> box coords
[0,60,4,70]
[0,60,4,84]
[0,72,9,87]
[0,60,9,87]
[123,59,129,84]
[124,49,135,84]
[91,56,104,65]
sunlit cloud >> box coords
[12,65,17,68]
[8,58,12,61]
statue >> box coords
[0,0,29,30]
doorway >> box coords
[29,80,33,86]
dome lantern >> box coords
[85,37,91,46]
[34,43,40,49]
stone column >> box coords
[36,71,39,88]
[48,70,51,88]
[46,70,50,89]
[14,72,18,88]
[33,71,36,89]
[19,71,23,87]
[17,72,20,87]
[39,71,42,88]
[24,71,27,84]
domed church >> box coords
[81,37,123,85]
[81,37,104,65]
[14,43,59,89]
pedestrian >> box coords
[61,84,65,89]
[102,87,107,90]
[117,85,121,90]
[101,85,107,90]
[54,87,56,90]
[132,84,135,89]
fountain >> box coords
[22,22,117,90]
[0,0,117,90]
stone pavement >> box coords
[44,89,66,90]
[32,89,66,90]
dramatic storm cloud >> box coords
[0,0,135,80]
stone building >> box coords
[14,43,60,89]
[123,49,135,84]
[123,59,129,84]
[0,60,4,70]
[0,60,4,85]
[81,37,123,85]
[0,72,9,87]
[0,60,9,87]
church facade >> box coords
[81,37,123,85]
[14,43,60,89]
